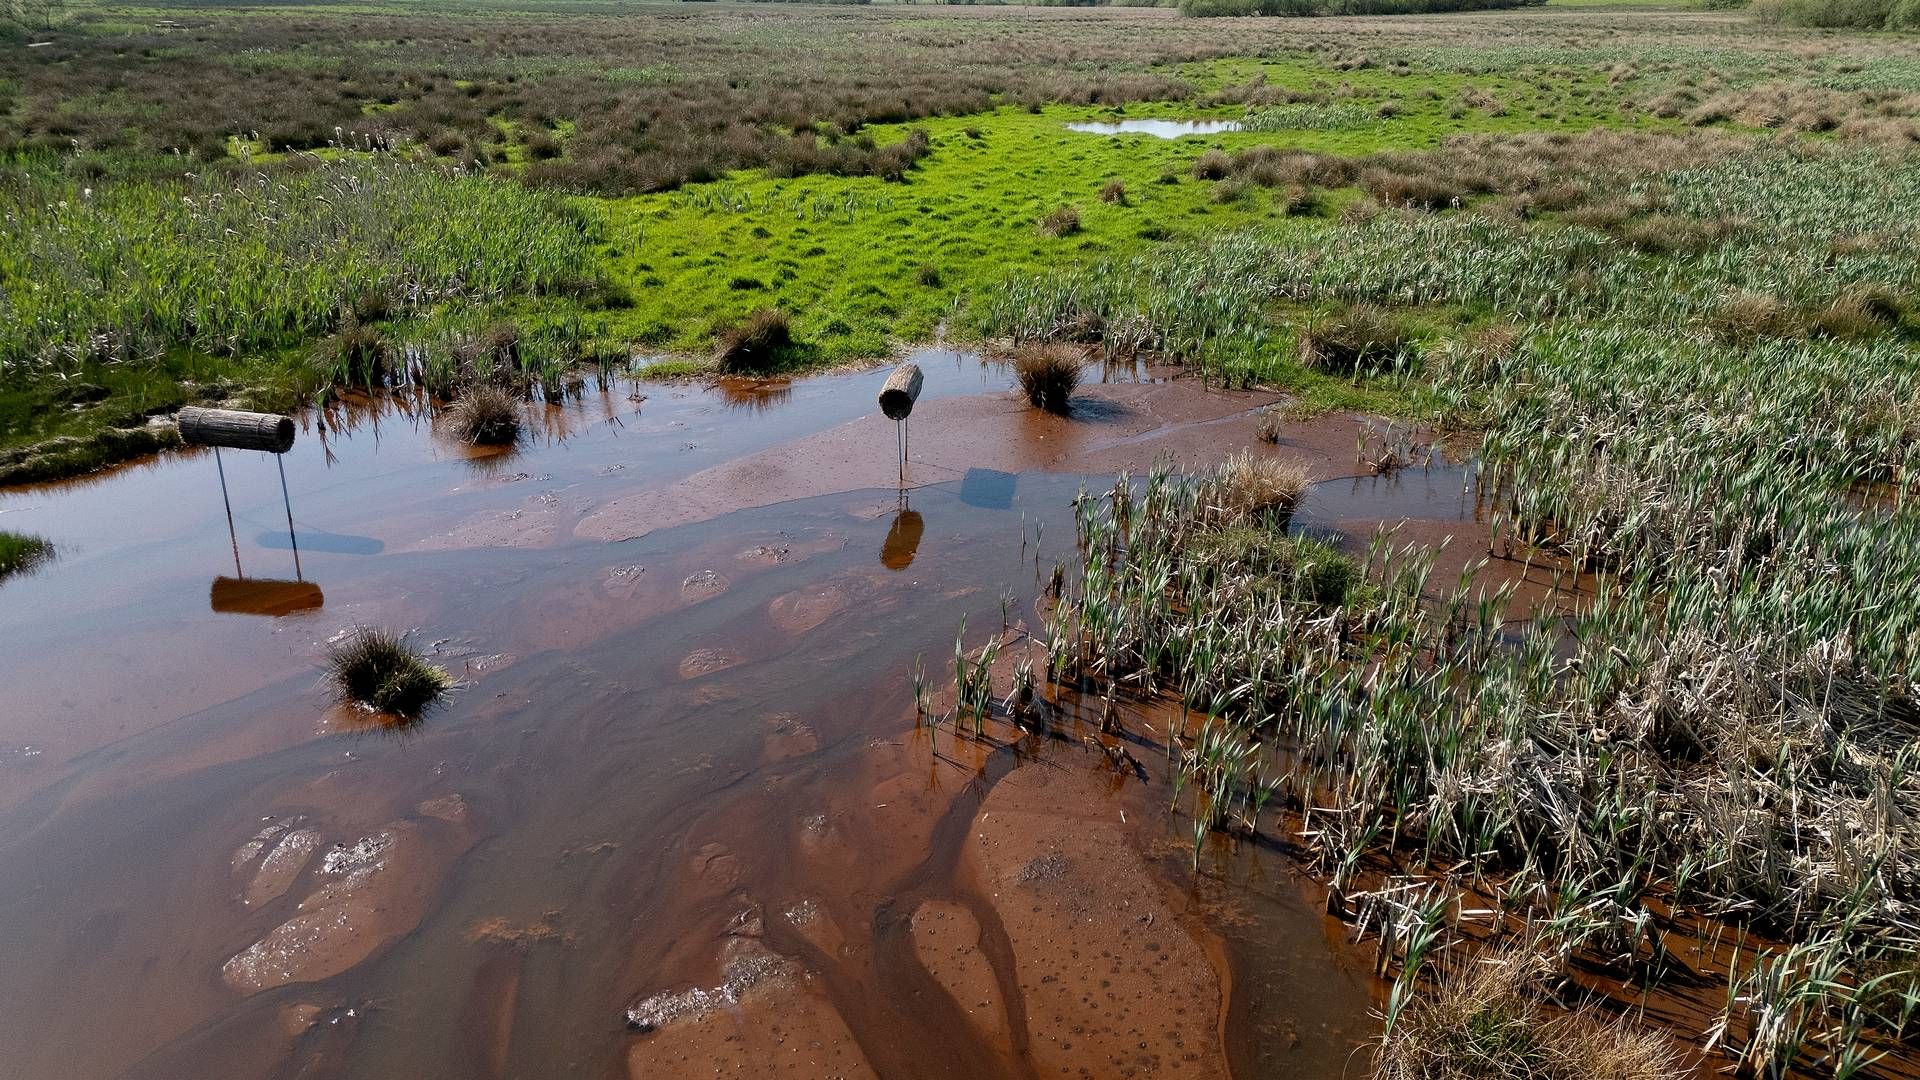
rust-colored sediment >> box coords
[965,762,1232,1080]
[625,935,879,1080]
[908,899,1012,1045]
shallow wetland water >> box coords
[0,351,1503,1079]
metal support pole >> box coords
[278,454,302,581]
[215,446,241,577]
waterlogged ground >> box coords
[0,356,1505,1079]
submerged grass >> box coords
[0,531,52,581]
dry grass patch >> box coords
[1012,343,1083,413]
[1299,305,1418,375]
[715,308,793,373]
[446,385,522,446]
[1206,450,1310,523]
[1376,953,1687,1080]
[1037,205,1082,238]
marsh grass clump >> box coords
[1255,403,1288,443]
[1185,526,1362,608]
[715,308,793,373]
[325,627,451,718]
[1037,205,1082,238]
[1375,954,1686,1080]
[1099,179,1128,205]
[1205,451,1310,524]
[446,385,522,446]
[1815,283,1904,340]
[1298,306,1417,375]
[1012,344,1083,413]
[320,319,392,388]
[0,531,53,581]
[1704,291,1802,344]
[1191,149,1231,181]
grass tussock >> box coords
[1185,525,1362,607]
[1375,954,1686,1080]
[1013,343,1084,413]
[1205,450,1311,524]
[1255,403,1291,444]
[446,385,522,446]
[0,531,53,581]
[1037,205,1082,238]
[1298,306,1418,375]
[326,627,451,718]
[715,308,793,373]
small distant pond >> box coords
[1065,118,1243,138]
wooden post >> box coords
[879,364,923,484]
[177,407,296,454]
[878,364,923,421]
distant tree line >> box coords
[1179,0,1543,14]
[714,0,1546,8]
[1753,0,1920,28]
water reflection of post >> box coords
[882,493,925,572]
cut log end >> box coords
[177,407,296,454]
[878,363,925,421]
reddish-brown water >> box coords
[0,352,1489,1080]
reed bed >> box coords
[957,202,1920,1067]
[1005,431,1920,1072]
[977,143,1920,389]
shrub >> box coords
[1012,343,1083,413]
[1100,179,1129,205]
[0,531,53,581]
[1298,306,1418,374]
[522,128,563,161]
[446,385,522,445]
[715,308,792,372]
[1037,205,1082,237]
[326,627,451,718]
